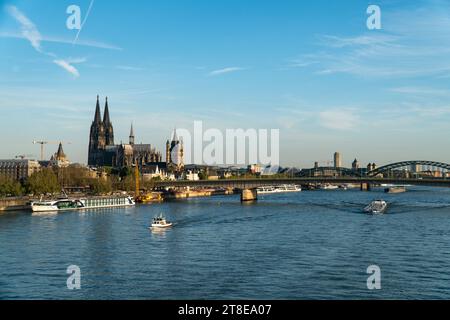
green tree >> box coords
[198,172,208,180]
[26,169,60,195]
[89,178,112,195]
[57,166,91,187]
[120,175,135,192]
[0,175,23,197]
[119,167,132,179]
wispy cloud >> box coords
[208,67,244,76]
[0,32,122,51]
[3,5,120,78]
[295,3,450,78]
[276,104,361,131]
[288,59,318,68]
[53,58,86,78]
[116,65,143,71]
[5,5,42,52]
[318,34,400,48]
[318,109,360,131]
[389,86,450,96]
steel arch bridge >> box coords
[368,160,450,177]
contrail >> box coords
[73,0,95,45]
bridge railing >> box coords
[152,177,450,189]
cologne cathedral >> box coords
[88,96,163,168]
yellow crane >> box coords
[32,141,71,161]
[135,160,140,198]
[134,161,162,203]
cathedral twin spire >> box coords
[94,95,112,124]
[90,95,114,148]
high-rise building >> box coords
[334,152,342,168]
[352,158,360,171]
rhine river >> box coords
[1,186,450,300]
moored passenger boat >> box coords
[31,196,135,212]
[257,184,301,194]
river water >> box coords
[1,186,450,300]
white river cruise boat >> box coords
[31,196,135,213]
[257,184,302,195]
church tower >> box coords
[88,95,106,166]
[103,97,115,146]
[129,123,135,145]
[166,128,184,171]
[166,139,171,165]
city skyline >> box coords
[2,0,450,167]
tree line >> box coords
[0,166,145,198]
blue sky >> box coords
[1,0,450,167]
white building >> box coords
[185,170,200,181]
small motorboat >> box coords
[364,200,388,214]
[385,186,406,194]
[150,214,173,229]
[319,184,339,190]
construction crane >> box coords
[15,154,34,160]
[32,141,72,161]
[316,160,333,167]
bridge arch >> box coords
[368,160,450,177]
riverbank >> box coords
[0,188,236,212]
[0,197,30,212]
[162,188,235,200]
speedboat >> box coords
[364,200,388,214]
[150,214,173,229]
[319,184,339,190]
[385,186,406,194]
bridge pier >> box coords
[360,183,372,191]
[241,188,258,202]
